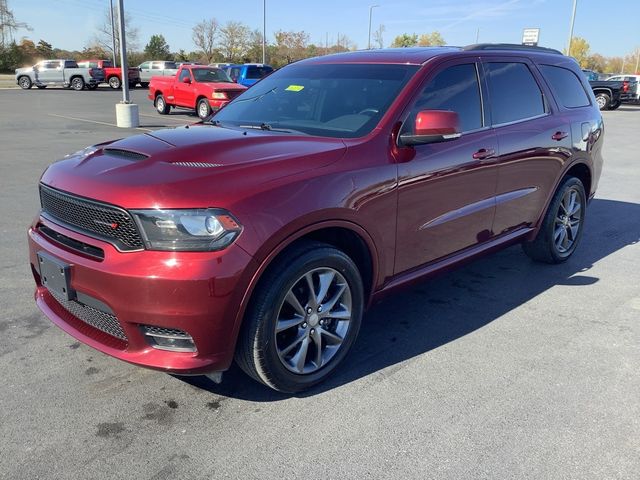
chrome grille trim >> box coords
[39,184,144,251]
[49,289,127,341]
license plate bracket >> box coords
[37,251,75,301]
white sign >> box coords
[522,28,540,46]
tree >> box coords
[390,33,418,48]
[585,53,605,72]
[92,6,139,62]
[418,31,445,46]
[35,39,53,57]
[566,36,590,68]
[218,21,250,62]
[192,18,218,64]
[0,0,31,48]
[144,34,171,60]
[372,24,385,49]
[273,30,309,64]
[245,29,265,63]
[336,33,356,50]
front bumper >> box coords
[28,217,255,374]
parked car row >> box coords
[581,68,639,110]
[16,59,274,91]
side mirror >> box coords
[182,76,191,84]
[399,110,462,146]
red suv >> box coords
[28,44,604,392]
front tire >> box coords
[197,98,212,119]
[108,76,121,89]
[523,176,586,264]
[236,241,364,393]
[155,94,170,114]
[70,76,84,91]
[18,76,32,89]
[595,92,611,110]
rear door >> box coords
[395,58,499,273]
[483,57,572,235]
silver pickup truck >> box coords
[15,59,105,90]
[137,60,178,87]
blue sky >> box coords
[10,0,639,57]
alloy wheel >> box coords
[275,267,353,374]
[554,187,583,254]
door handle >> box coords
[472,148,495,160]
[552,131,569,141]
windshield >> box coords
[212,63,419,138]
[192,68,233,83]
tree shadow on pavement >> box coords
[178,198,639,401]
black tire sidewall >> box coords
[19,76,31,89]
[155,95,167,114]
[595,93,610,110]
[197,99,211,119]
[108,76,121,89]
[71,77,84,90]
[249,247,364,392]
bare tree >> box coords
[192,18,218,64]
[218,21,250,62]
[273,30,309,64]
[0,0,31,48]
[92,6,139,61]
[372,24,385,49]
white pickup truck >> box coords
[137,60,179,88]
[15,59,105,90]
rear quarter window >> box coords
[539,65,590,108]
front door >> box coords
[395,60,499,273]
[174,69,193,107]
[139,62,152,82]
[37,60,63,84]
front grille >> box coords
[223,90,243,101]
[39,184,144,251]
[38,224,105,260]
[49,289,127,341]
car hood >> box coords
[41,125,347,209]
[15,66,33,74]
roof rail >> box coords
[463,43,563,55]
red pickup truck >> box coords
[77,59,141,89]
[148,65,247,119]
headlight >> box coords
[131,208,242,251]
[212,91,227,99]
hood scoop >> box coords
[103,148,149,161]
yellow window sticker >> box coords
[285,85,305,92]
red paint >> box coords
[28,47,604,375]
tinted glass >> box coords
[539,65,590,108]
[486,63,545,125]
[178,69,191,82]
[102,60,113,68]
[214,63,419,138]
[64,61,78,68]
[246,66,273,79]
[164,62,177,69]
[192,68,233,83]
[409,63,482,133]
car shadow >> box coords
[176,198,640,401]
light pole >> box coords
[109,0,117,66]
[114,0,139,128]
[566,0,577,56]
[262,0,266,64]
[367,4,379,49]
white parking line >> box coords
[139,113,194,123]
[48,113,153,132]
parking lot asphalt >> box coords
[0,87,638,480]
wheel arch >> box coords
[228,220,379,358]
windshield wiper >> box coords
[238,123,308,135]
[232,87,277,104]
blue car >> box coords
[223,63,274,87]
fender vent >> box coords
[170,161,223,168]
[103,148,149,161]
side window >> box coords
[178,69,191,82]
[539,65,590,108]
[230,67,241,81]
[139,62,150,69]
[406,63,483,133]
[486,62,546,125]
[151,62,162,70]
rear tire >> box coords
[197,98,212,119]
[140,82,149,88]
[155,94,170,114]
[18,76,32,89]
[235,241,364,393]
[594,92,611,110]
[70,76,84,91]
[608,100,621,110]
[522,176,586,264]
[108,76,121,89]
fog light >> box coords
[141,325,196,352]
